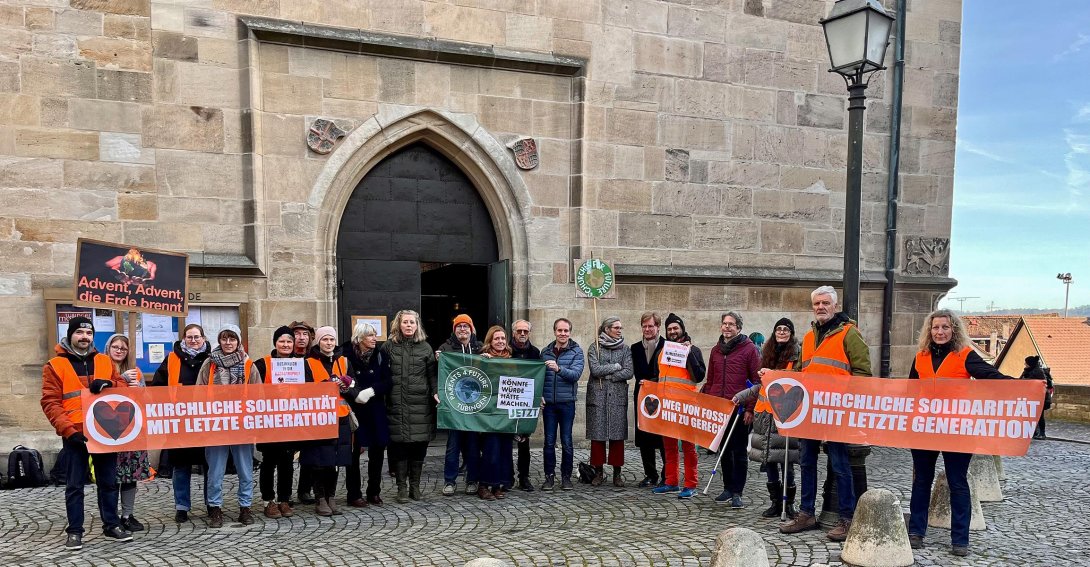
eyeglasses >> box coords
[110,345,129,352]
[184,335,203,341]
[514,329,530,334]
[721,322,738,328]
[774,326,791,333]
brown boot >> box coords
[207,506,223,528]
[591,466,605,487]
[612,466,624,488]
[315,496,332,517]
[264,501,281,519]
[478,486,496,501]
[327,497,342,515]
[780,511,818,534]
[238,507,254,525]
[827,518,852,542]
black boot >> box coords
[784,484,798,519]
[395,460,409,504]
[761,481,783,518]
[408,461,424,501]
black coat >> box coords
[342,340,392,448]
[150,341,210,467]
[299,352,354,468]
[255,352,314,454]
[631,337,664,448]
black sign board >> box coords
[73,238,189,316]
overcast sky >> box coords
[939,0,1090,311]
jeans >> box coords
[910,449,972,546]
[443,430,480,485]
[347,445,386,501]
[205,444,254,508]
[172,463,208,511]
[766,461,796,486]
[64,437,120,534]
[480,433,513,487]
[542,400,575,478]
[799,439,855,518]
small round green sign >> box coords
[576,259,614,298]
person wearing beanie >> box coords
[253,325,314,519]
[733,317,801,520]
[42,316,131,550]
[150,323,212,523]
[301,326,355,516]
[438,314,484,496]
[655,313,707,500]
[585,316,634,489]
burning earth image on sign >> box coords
[105,248,158,285]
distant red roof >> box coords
[963,313,1057,338]
[998,316,1090,386]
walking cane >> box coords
[781,433,790,521]
[703,410,741,495]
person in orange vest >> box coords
[149,323,211,523]
[289,320,318,505]
[781,286,871,541]
[652,313,706,500]
[196,324,261,528]
[40,316,131,551]
[301,326,355,516]
[906,309,1011,558]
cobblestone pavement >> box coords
[3,424,1089,567]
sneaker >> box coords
[207,506,224,528]
[442,483,456,496]
[714,490,733,503]
[909,534,924,549]
[730,495,744,509]
[560,477,574,491]
[103,525,133,542]
[677,487,696,499]
[64,533,82,551]
[174,510,189,523]
[465,482,478,495]
[541,475,555,491]
[518,478,535,492]
[780,511,819,534]
[952,545,970,557]
[264,501,281,519]
[827,518,852,541]
[238,507,254,525]
[637,476,657,488]
[652,484,680,495]
[121,515,145,532]
[278,502,294,518]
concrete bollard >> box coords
[928,472,985,531]
[464,559,508,567]
[968,454,1003,502]
[840,489,914,567]
[993,454,1006,481]
[709,527,770,567]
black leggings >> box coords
[347,445,386,500]
[259,444,294,503]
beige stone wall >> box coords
[0,0,960,429]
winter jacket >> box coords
[438,334,483,355]
[382,337,437,443]
[703,335,760,409]
[342,339,393,448]
[804,313,872,377]
[586,339,634,441]
[511,340,541,361]
[735,347,800,466]
[41,342,126,439]
[542,339,584,404]
[631,337,664,447]
[299,350,354,468]
[151,341,212,466]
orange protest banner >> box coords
[80,382,341,454]
[636,381,736,449]
[763,370,1047,457]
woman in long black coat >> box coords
[300,326,354,516]
[342,322,393,506]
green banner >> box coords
[437,352,545,434]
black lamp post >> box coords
[820,0,895,320]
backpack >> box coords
[577,461,596,484]
[6,445,48,489]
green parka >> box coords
[382,337,438,443]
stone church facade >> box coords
[0,0,960,429]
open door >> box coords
[487,259,510,330]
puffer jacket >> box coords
[382,337,437,443]
[542,339,584,404]
[735,384,799,465]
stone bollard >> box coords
[709,527,770,567]
[993,454,1006,482]
[928,472,985,531]
[464,559,508,567]
[968,454,1003,502]
[840,489,914,567]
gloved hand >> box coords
[355,387,375,405]
[67,432,88,447]
[89,379,112,394]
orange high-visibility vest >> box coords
[167,352,182,387]
[799,325,854,375]
[754,360,794,414]
[307,357,351,418]
[914,347,971,380]
[658,345,696,391]
[49,354,114,425]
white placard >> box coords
[141,314,175,343]
[661,341,690,368]
[148,343,165,364]
[185,307,202,327]
[93,309,116,333]
[270,358,306,384]
[496,376,535,411]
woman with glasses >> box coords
[585,317,633,488]
[105,334,151,532]
[150,323,212,522]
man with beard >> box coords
[631,312,665,488]
[438,314,484,496]
[289,320,317,505]
[41,316,132,551]
[652,313,707,499]
[780,285,871,542]
[509,319,541,491]
[702,311,759,509]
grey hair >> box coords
[721,311,743,330]
[598,316,621,335]
[513,319,532,330]
[811,285,838,305]
[351,322,377,344]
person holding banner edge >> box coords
[509,319,541,492]
[655,313,706,500]
[906,308,1012,557]
[586,316,634,488]
[105,334,152,533]
[541,317,584,491]
[479,325,516,499]
[631,312,667,488]
[196,324,262,528]
[781,285,871,542]
[382,309,437,504]
[438,314,484,497]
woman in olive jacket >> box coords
[381,309,437,503]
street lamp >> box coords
[820,0,895,320]
[1057,273,1073,317]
